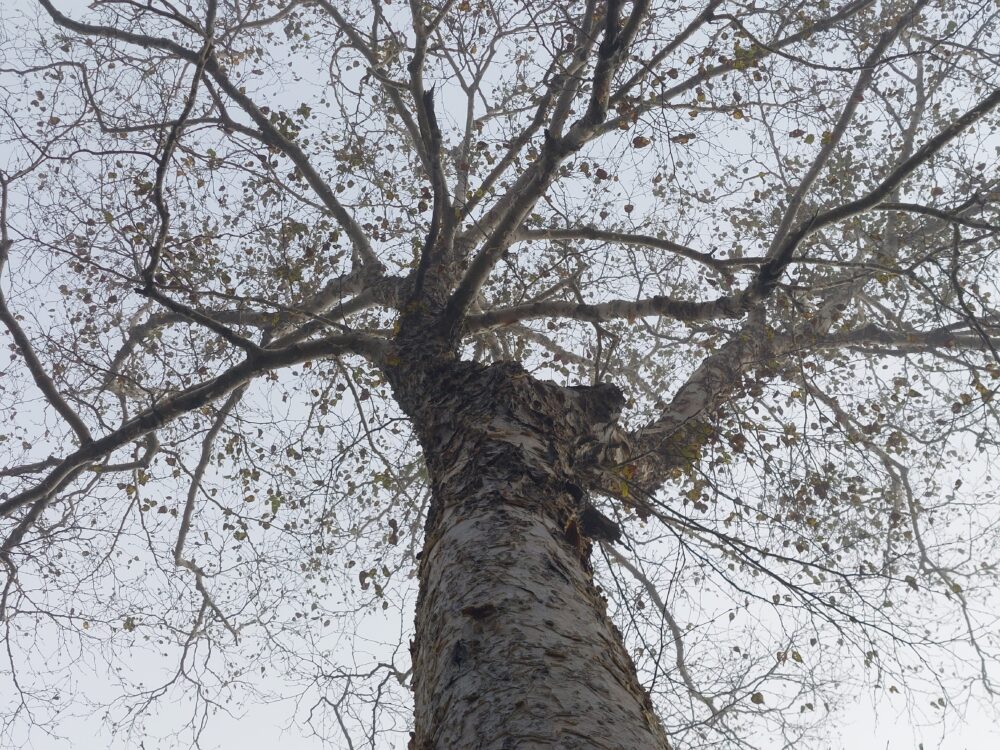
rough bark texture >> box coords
[390,359,670,749]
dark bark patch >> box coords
[562,516,591,563]
[450,639,468,666]
[580,505,622,544]
[461,603,498,620]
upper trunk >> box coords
[389,358,670,749]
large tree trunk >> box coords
[394,360,670,749]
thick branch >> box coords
[764,0,927,259]
[467,294,746,331]
[37,0,383,274]
[443,0,651,333]
[0,332,386,535]
[517,226,746,273]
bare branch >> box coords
[0,177,92,445]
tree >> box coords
[2,0,1000,746]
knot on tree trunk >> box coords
[395,360,628,549]
[413,360,626,480]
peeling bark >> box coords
[390,360,669,749]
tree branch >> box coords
[0,177,91,445]
[0,331,386,543]
[36,0,384,275]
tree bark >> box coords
[393,360,670,749]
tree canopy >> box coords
[2,0,1000,747]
